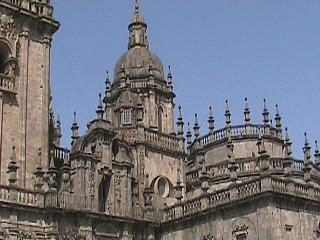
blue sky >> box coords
[52,1,320,159]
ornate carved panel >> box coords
[229,217,257,240]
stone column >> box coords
[41,35,52,169]
[18,27,29,188]
[0,92,3,184]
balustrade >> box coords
[1,0,54,18]
[196,124,280,151]
[0,74,15,94]
[144,129,180,152]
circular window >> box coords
[155,177,170,198]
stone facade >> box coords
[0,1,319,240]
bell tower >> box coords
[0,0,59,189]
[107,3,176,135]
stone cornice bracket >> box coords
[42,35,52,47]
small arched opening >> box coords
[98,175,111,213]
[0,41,12,74]
[158,106,163,133]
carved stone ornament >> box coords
[0,14,14,35]
[230,217,257,240]
[0,14,18,46]
[201,233,215,240]
[232,224,249,238]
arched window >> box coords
[0,42,12,75]
[98,176,111,213]
[158,107,163,133]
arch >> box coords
[98,175,111,213]
[158,106,164,133]
[0,40,18,81]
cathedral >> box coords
[0,0,319,239]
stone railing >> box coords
[54,146,70,162]
[144,128,181,153]
[163,176,320,222]
[186,158,306,185]
[195,124,280,151]
[45,192,88,211]
[0,0,54,18]
[129,80,172,93]
[0,185,40,207]
[0,74,15,94]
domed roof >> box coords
[113,5,165,83]
[114,47,164,82]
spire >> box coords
[244,98,251,124]
[167,66,173,92]
[177,106,184,137]
[186,122,192,145]
[303,132,312,164]
[208,106,215,134]
[262,99,270,126]
[193,114,200,139]
[285,128,293,158]
[128,0,149,49]
[71,112,80,146]
[283,127,293,176]
[303,132,313,182]
[225,100,231,127]
[135,0,140,11]
[275,104,282,138]
[96,93,104,120]
[104,70,111,98]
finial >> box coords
[262,98,270,126]
[244,98,251,123]
[135,0,140,11]
[178,106,182,119]
[177,106,184,138]
[208,106,215,133]
[71,112,80,146]
[304,132,309,146]
[194,113,201,139]
[275,104,282,132]
[96,93,104,120]
[167,65,173,82]
[10,145,16,162]
[8,145,19,186]
[225,100,231,126]
[186,122,192,145]
[303,132,312,164]
[73,111,77,125]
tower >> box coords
[108,4,175,135]
[0,1,59,189]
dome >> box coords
[113,5,165,83]
[114,46,165,82]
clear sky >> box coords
[52,0,320,159]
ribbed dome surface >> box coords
[114,47,164,82]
